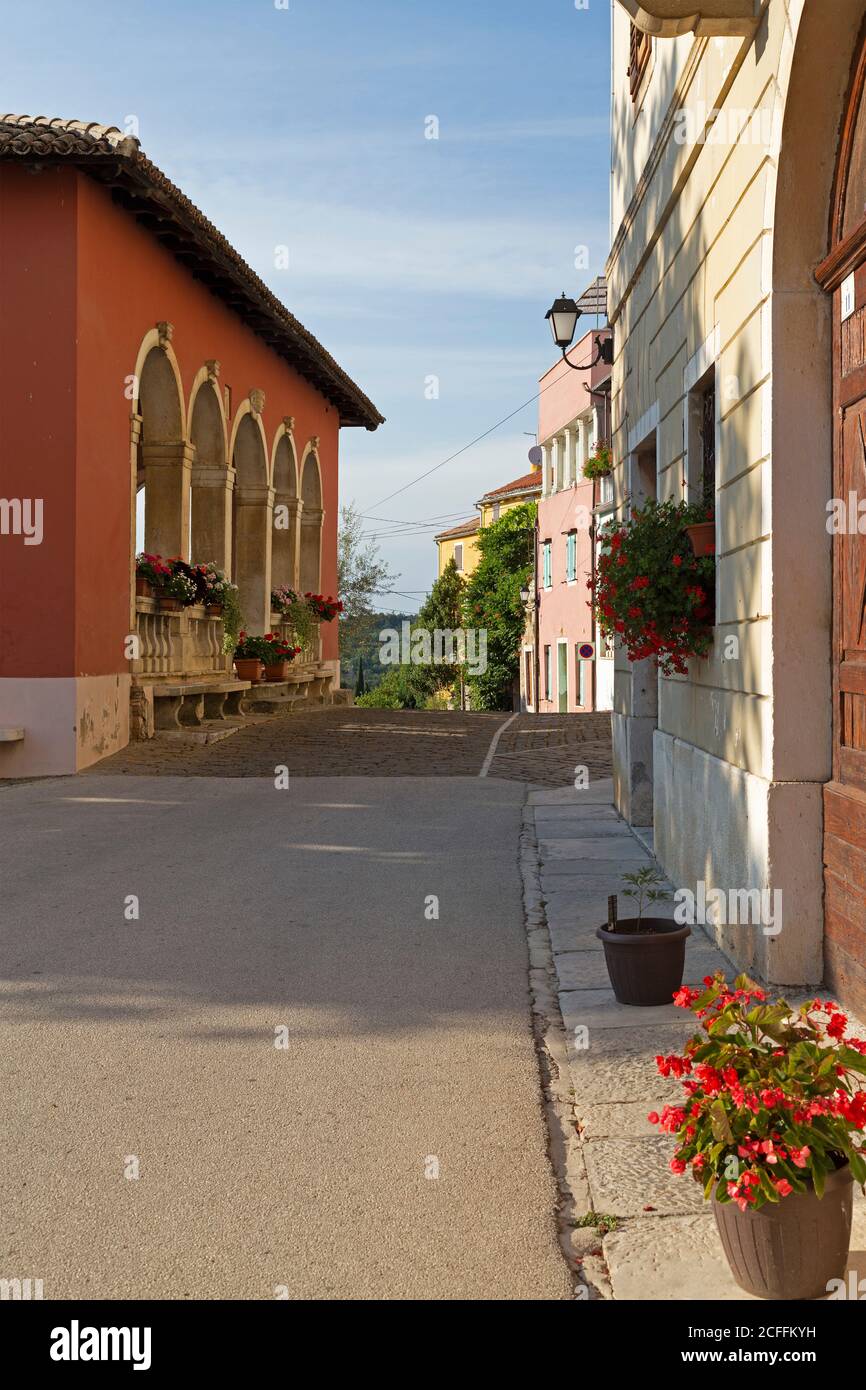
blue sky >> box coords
[4,0,611,609]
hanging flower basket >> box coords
[582,444,612,480]
[590,499,716,676]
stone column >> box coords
[564,426,577,486]
[191,463,234,569]
[299,505,323,593]
[541,443,552,498]
[233,483,274,634]
[143,441,194,559]
[272,496,302,590]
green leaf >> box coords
[709,1100,733,1145]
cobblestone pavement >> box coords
[488,713,612,787]
[84,707,613,784]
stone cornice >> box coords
[617,0,761,37]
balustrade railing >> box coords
[133,599,231,679]
[269,613,323,665]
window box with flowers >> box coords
[303,592,343,623]
[590,499,715,676]
[651,975,866,1299]
[582,444,612,481]
[157,560,198,612]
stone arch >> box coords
[299,442,324,593]
[270,420,300,592]
[133,325,191,560]
[231,400,272,633]
[763,0,866,982]
[188,368,231,567]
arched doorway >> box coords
[299,445,323,593]
[188,371,231,568]
[271,424,299,591]
[135,333,189,559]
[815,12,866,1014]
[231,405,272,633]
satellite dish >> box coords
[528,445,543,466]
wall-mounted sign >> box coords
[578,642,595,660]
[842,272,856,323]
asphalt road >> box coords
[0,773,572,1300]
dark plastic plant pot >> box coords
[595,917,691,1006]
[713,1164,853,1300]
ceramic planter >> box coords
[713,1164,853,1299]
[264,660,289,681]
[135,576,153,598]
[686,521,715,556]
[234,658,263,683]
[595,917,691,1006]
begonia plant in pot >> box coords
[233,633,271,683]
[596,866,690,1006]
[590,499,716,675]
[650,975,866,1299]
[261,633,302,681]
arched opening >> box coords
[271,429,299,591]
[189,377,230,568]
[231,408,272,633]
[769,0,866,989]
[299,448,323,593]
[136,342,189,559]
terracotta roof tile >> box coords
[434,517,480,541]
[0,114,383,429]
[479,469,542,501]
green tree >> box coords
[462,502,535,710]
[354,655,367,697]
[355,663,432,709]
[337,501,399,668]
[414,558,466,700]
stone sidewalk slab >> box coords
[560,990,698,1032]
[534,804,621,823]
[583,1138,706,1218]
[540,837,651,861]
[554,944,732,992]
[529,780,615,806]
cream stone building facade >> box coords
[607,0,866,1011]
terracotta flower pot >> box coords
[206,603,224,617]
[686,521,715,556]
[595,917,691,1006]
[713,1164,853,1300]
[158,596,182,612]
[135,576,153,598]
[264,660,289,681]
[234,658,263,683]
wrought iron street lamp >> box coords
[545,291,613,370]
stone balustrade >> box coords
[133,598,231,680]
[269,613,322,665]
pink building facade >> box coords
[521,315,612,715]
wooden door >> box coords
[819,27,866,1014]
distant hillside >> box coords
[339,612,415,690]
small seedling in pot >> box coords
[617,865,672,933]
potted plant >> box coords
[304,592,343,623]
[135,552,169,598]
[582,443,612,481]
[650,975,866,1299]
[590,499,716,676]
[596,866,690,1006]
[683,499,715,558]
[261,633,301,681]
[233,633,270,682]
[157,564,197,612]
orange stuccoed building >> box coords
[0,116,382,777]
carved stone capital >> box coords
[156,321,174,349]
[205,359,221,382]
[282,415,295,433]
[249,388,266,418]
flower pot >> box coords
[713,1164,853,1300]
[234,658,263,682]
[686,521,715,556]
[264,660,289,681]
[135,576,153,598]
[158,596,182,612]
[595,917,691,1006]
[206,603,224,618]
